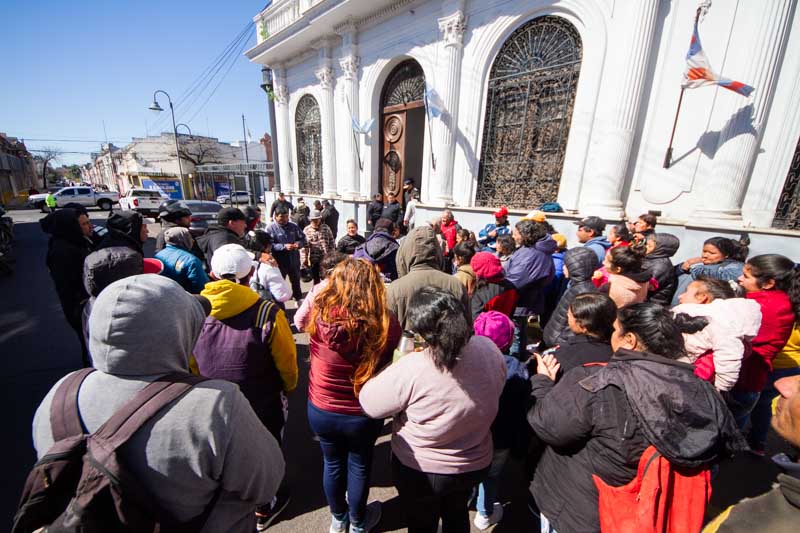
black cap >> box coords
[573,216,606,234]
[403,178,414,185]
[158,199,191,221]
[218,207,246,226]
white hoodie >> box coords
[672,298,762,391]
[252,261,292,303]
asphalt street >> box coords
[0,207,794,531]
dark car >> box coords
[181,200,224,237]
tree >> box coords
[37,146,62,184]
[171,137,225,167]
[66,164,82,182]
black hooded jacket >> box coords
[40,209,95,329]
[366,200,383,227]
[196,226,243,266]
[542,247,599,348]
[528,349,747,533]
[321,204,340,238]
[642,233,680,306]
[98,211,144,255]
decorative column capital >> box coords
[273,84,289,106]
[339,55,360,81]
[315,67,335,90]
[438,11,466,47]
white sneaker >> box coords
[473,502,503,530]
[330,513,348,533]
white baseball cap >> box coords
[210,244,254,280]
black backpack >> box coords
[13,369,217,533]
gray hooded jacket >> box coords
[387,226,470,330]
[33,275,284,532]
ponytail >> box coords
[746,254,800,321]
[673,313,709,334]
[705,235,749,262]
[608,245,645,274]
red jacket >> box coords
[735,290,794,392]
[440,219,459,253]
[308,312,401,415]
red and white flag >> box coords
[682,19,754,97]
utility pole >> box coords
[242,113,254,204]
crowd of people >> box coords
[25,196,800,533]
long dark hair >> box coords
[746,254,800,320]
[408,288,472,371]
[616,303,688,359]
[608,245,645,274]
[693,276,742,300]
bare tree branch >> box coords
[38,146,63,184]
[170,137,226,167]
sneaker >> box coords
[330,513,349,533]
[349,501,381,533]
[255,490,291,530]
[473,502,504,530]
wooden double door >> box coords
[381,101,425,205]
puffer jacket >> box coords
[387,226,470,330]
[606,270,651,308]
[309,312,401,415]
[643,233,680,306]
[542,247,599,348]
[336,233,366,255]
[156,244,209,294]
[528,349,747,533]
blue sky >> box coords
[0,1,272,166]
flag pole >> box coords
[345,97,364,171]
[424,93,437,170]
[663,87,685,169]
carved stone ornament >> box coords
[439,11,466,47]
[339,55,360,81]
[273,84,289,105]
[315,67,335,90]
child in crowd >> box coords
[495,234,516,265]
[673,277,761,391]
[470,251,518,318]
[542,247,599,348]
[453,241,477,296]
[606,223,632,249]
[472,311,531,530]
[732,254,799,451]
[456,228,481,252]
[671,235,749,305]
[601,245,651,308]
[642,233,680,306]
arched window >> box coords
[295,94,322,195]
[476,16,582,208]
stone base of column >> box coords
[689,207,745,228]
[579,202,625,221]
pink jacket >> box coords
[673,298,762,391]
[607,273,649,308]
[294,279,328,331]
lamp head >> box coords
[148,100,164,113]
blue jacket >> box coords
[266,220,307,268]
[583,236,612,263]
[155,244,209,294]
[504,242,555,314]
[478,222,511,251]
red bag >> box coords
[593,446,711,533]
[693,350,716,383]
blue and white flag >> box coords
[424,86,444,118]
[352,117,374,135]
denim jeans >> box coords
[510,315,530,360]
[307,402,383,527]
[476,448,510,517]
[727,389,761,430]
[748,367,800,447]
[392,455,488,533]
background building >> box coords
[247,0,800,259]
[0,133,39,205]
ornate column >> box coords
[580,0,661,219]
[315,42,338,197]
[272,65,294,193]
[432,6,467,205]
[692,0,793,224]
[338,24,361,199]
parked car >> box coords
[119,188,168,217]
[216,191,251,204]
[28,186,119,211]
[179,200,224,237]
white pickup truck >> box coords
[28,186,120,211]
[118,188,168,217]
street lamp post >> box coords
[148,90,185,199]
[175,123,192,136]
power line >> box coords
[22,138,130,143]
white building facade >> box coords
[247,0,800,259]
